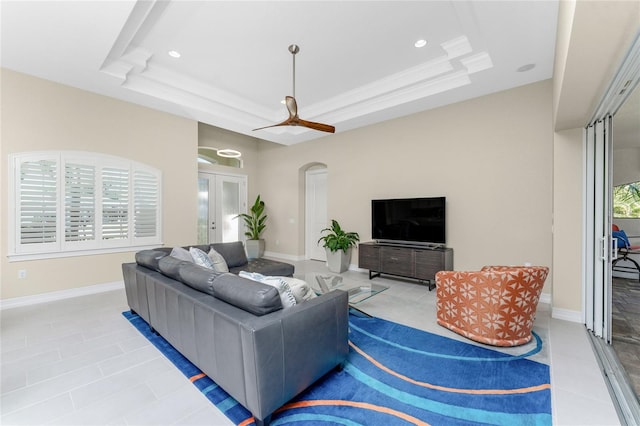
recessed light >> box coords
[414,39,427,48]
[168,50,181,58]
[517,63,536,72]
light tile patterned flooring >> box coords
[612,277,640,398]
[1,259,622,425]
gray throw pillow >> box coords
[207,248,229,273]
[170,247,193,262]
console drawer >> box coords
[359,244,380,270]
[381,247,413,276]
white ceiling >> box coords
[1,0,559,145]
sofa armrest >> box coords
[240,289,349,422]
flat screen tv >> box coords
[372,197,446,246]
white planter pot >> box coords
[325,247,352,273]
[245,239,265,260]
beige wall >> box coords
[257,80,554,293]
[197,123,261,201]
[551,1,640,313]
[552,128,584,313]
[1,69,198,299]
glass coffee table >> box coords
[297,272,388,304]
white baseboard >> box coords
[263,251,306,262]
[552,307,583,323]
[0,280,124,311]
[539,292,551,305]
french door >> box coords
[197,172,247,244]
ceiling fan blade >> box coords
[253,46,335,135]
[252,117,295,131]
[298,118,336,133]
[285,96,298,118]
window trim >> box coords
[8,151,163,261]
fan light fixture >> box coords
[253,44,335,133]
[217,149,241,158]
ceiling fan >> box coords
[253,44,335,133]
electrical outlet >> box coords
[18,269,27,279]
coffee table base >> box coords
[297,272,388,305]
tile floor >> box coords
[1,259,622,425]
[612,277,640,397]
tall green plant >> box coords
[236,195,267,240]
[318,219,360,253]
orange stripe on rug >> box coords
[189,373,206,382]
[238,400,431,426]
[349,341,551,395]
[280,400,430,425]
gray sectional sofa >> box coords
[122,242,349,426]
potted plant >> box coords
[317,219,360,273]
[236,195,267,259]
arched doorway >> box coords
[304,165,328,260]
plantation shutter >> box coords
[65,163,95,242]
[134,169,159,239]
[19,159,58,245]
[102,167,129,240]
[10,151,162,258]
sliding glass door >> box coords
[584,117,613,341]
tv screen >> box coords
[372,197,446,245]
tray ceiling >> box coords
[1,1,559,145]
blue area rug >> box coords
[123,311,551,425]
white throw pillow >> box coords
[282,277,318,303]
[190,247,215,269]
[239,271,297,308]
[170,247,193,262]
[207,248,229,273]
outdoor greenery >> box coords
[613,182,640,218]
[318,219,360,253]
[236,195,267,240]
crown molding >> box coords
[99,1,494,144]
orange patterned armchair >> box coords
[435,266,549,347]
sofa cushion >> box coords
[178,262,222,295]
[210,241,248,268]
[231,258,295,277]
[158,256,193,280]
[212,274,282,316]
[239,271,297,308]
[135,250,169,272]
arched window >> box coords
[8,151,162,260]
